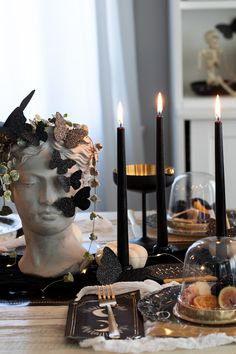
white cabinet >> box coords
[168,0,236,209]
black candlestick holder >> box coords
[113,164,174,253]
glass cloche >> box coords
[167,172,215,236]
[174,236,236,324]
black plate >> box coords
[138,285,181,322]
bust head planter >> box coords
[0,91,101,278]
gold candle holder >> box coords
[113,164,174,252]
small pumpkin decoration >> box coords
[95,241,148,269]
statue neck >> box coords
[18,223,86,277]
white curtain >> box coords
[0,0,144,211]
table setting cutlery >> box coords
[98,284,120,339]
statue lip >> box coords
[39,208,62,219]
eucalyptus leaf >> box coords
[7,160,13,169]
[10,170,19,182]
[0,164,8,175]
[63,272,74,283]
[3,189,12,201]
[2,174,11,185]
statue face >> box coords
[11,148,74,236]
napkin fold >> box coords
[75,280,236,353]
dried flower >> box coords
[90,178,100,188]
[89,232,98,241]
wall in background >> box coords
[133,0,173,209]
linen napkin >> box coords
[75,280,236,353]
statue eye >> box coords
[19,177,37,186]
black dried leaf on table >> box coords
[72,186,91,210]
[49,150,76,174]
[96,247,122,285]
[54,197,75,217]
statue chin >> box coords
[18,222,87,278]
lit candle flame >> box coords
[215,94,221,121]
[157,92,163,115]
[117,101,124,126]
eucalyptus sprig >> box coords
[41,272,74,295]
[82,143,103,261]
[0,155,19,215]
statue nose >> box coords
[40,183,57,205]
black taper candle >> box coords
[215,96,227,237]
[117,105,129,267]
[155,93,168,248]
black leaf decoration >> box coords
[72,186,91,210]
[96,247,122,284]
[54,197,75,217]
[49,150,76,175]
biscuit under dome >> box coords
[174,236,236,324]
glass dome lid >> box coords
[174,236,236,325]
[167,171,215,236]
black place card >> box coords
[65,290,144,341]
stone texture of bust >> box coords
[0,92,101,278]
[11,137,85,277]
[10,128,98,277]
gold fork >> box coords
[98,284,120,339]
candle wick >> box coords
[216,115,220,122]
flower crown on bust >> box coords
[0,90,102,226]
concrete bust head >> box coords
[0,91,101,277]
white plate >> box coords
[0,214,22,235]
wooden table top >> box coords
[0,212,235,353]
[0,305,235,354]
